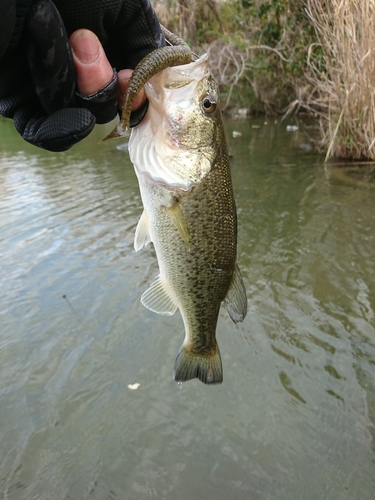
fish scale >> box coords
[103,28,247,384]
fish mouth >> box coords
[129,52,216,190]
[144,53,210,103]
[169,53,209,77]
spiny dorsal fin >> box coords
[134,210,152,251]
[223,263,247,323]
[141,276,177,316]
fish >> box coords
[103,28,247,384]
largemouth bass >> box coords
[104,30,247,384]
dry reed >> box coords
[305,0,375,160]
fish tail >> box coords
[173,343,223,385]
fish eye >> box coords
[201,95,217,113]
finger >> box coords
[14,105,96,152]
[70,29,118,124]
[27,0,76,114]
[118,69,146,110]
[70,29,113,96]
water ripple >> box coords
[1,119,375,499]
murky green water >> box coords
[1,116,375,500]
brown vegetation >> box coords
[154,0,312,114]
[304,0,375,160]
[153,0,375,161]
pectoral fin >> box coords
[141,276,177,316]
[134,210,152,251]
[165,204,190,251]
[223,264,247,323]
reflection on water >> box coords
[0,116,375,499]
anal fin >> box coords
[223,263,247,323]
[141,275,177,316]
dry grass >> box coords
[154,0,307,113]
[305,0,375,160]
[153,0,196,41]
[206,38,295,111]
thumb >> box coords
[70,29,118,124]
[70,29,113,96]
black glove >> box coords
[0,0,165,151]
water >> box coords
[1,116,375,499]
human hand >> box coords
[0,0,164,152]
[69,29,146,122]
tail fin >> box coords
[173,344,223,385]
